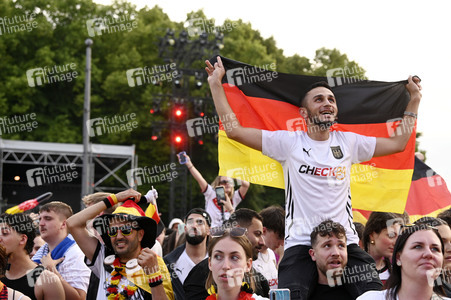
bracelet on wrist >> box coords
[149,278,163,288]
[403,111,417,119]
[103,194,118,208]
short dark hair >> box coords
[259,205,285,240]
[226,208,263,229]
[414,216,448,227]
[300,81,333,107]
[353,222,365,242]
[39,201,73,220]
[437,209,451,227]
[310,220,346,248]
[185,208,211,227]
[0,213,37,254]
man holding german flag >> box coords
[205,56,422,299]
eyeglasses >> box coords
[107,225,140,237]
[210,226,247,238]
[219,180,234,185]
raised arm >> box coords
[238,180,250,199]
[66,189,141,261]
[178,153,208,191]
[205,56,262,151]
[373,75,422,157]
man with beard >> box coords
[164,208,211,300]
[205,57,422,299]
[308,220,352,300]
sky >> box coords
[96,0,451,188]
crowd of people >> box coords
[0,57,443,300]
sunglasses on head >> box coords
[107,225,140,237]
[210,226,247,238]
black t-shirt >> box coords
[1,265,44,300]
[308,283,353,300]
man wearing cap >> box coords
[67,189,174,300]
[164,208,211,300]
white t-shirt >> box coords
[357,289,451,299]
[57,243,92,292]
[262,130,376,249]
[174,249,207,284]
[204,184,243,228]
[253,248,278,289]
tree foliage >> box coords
[1,0,373,221]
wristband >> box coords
[403,111,417,119]
[149,278,163,288]
[103,194,118,208]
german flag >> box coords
[212,56,416,213]
[353,157,451,223]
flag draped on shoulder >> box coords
[211,56,416,213]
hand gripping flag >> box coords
[210,56,416,213]
[6,192,53,214]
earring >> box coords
[370,240,375,245]
[396,261,401,266]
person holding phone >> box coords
[178,153,250,227]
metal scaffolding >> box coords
[0,138,136,212]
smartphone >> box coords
[178,151,186,164]
[215,186,226,206]
[269,289,290,300]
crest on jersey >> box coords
[331,146,343,159]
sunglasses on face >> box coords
[107,225,140,237]
[210,226,247,238]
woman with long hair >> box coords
[205,227,268,300]
[358,224,450,300]
[0,244,31,300]
[179,153,250,227]
[362,212,403,285]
